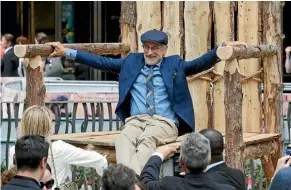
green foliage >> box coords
[244,159,266,190]
[72,166,101,189]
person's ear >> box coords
[40,157,47,170]
[179,156,184,167]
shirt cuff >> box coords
[66,48,77,60]
[152,152,164,161]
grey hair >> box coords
[180,132,211,170]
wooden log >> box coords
[261,154,275,187]
[217,45,278,61]
[213,2,235,133]
[238,1,263,133]
[25,56,45,108]
[262,2,284,169]
[262,1,283,146]
[162,1,181,56]
[14,43,131,58]
[120,1,138,57]
[224,59,245,171]
[136,2,161,52]
[185,2,213,131]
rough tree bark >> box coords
[238,1,262,133]
[213,1,235,133]
[120,1,137,57]
[224,59,245,171]
[25,56,45,108]
[262,1,284,172]
[14,43,130,58]
[136,2,161,52]
[216,45,278,61]
[185,2,213,131]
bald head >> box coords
[199,129,224,162]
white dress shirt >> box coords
[9,140,108,189]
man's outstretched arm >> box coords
[48,42,123,74]
[182,41,247,76]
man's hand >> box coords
[222,41,247,48]
[274,155,291,175]
[285,46,291,54]
[156,145,178,160]
[46,42,66,57]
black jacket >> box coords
[1,175,41,190]
[206,162,246,190]
[141,155,236,190]
[1,47,19,77]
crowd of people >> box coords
[1,29,291,190]
[1,105,290,190]
[0,32,88,80]
[0,32,64,78]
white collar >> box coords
[5,47,12,54]
[206,161,224,171]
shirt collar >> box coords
[14,175,41,187]
[206,161,224,171]
[5,46,12,54]
[145,60,162,68]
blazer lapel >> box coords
[160,58,174,101]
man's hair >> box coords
[180,132,211,173]
[2,33,15,45]
[199,129,224,162]
[35,32,49,44]
[15,135,49,171]
[101,164,136,190]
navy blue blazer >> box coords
[75,47,219,135]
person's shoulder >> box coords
[216,183,236,190]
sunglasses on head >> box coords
[40,179,54,189]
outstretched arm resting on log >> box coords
[183,41,247,76]
[14,42,129,73]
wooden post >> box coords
[224,58,245,171]
[262,1,284,169]
[25,56,45,108]
[185,2,213,131]
[120,1,137,57]
[213,2,235,133]
[136,2,161,52]
[238,1,262,133]
[162,1,181,56]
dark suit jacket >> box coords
[1,175,41,190]
[75,48,219,135]
[1,47,19,77]
[206,162,246,190]
[140,155,236,190]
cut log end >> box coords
[14,45,28,58]
[217,46,234,60]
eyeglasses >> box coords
[143,45,163,53]
[40,179,54,189]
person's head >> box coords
[40,164,54,190]
[199,129,224,163]
[35,32,49,44]
[179,132,211,174]
[101,164,137,190]
[141,29,168,65]
[18,105,53,139]
[14,135,49,181]
[16,36,29,45]
[1,167,17,185]
[1,33,15,49]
